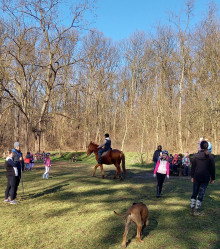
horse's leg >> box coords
[113,167,118,179]
[115,164,123,181]
[100,164,105,179]
[118,165,123,181]
[92,164,100,177]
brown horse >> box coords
[87,141,126,180]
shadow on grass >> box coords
[26,183,70,199]
[1,158,218,249]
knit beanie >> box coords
[14,142,20,148]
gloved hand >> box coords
[153,174,156,178]
[167,175,169,179]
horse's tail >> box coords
[120,152,126,175]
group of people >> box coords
[169,153,191,176]
[4,142,52,204]
[96,134,216,215]
[152,140,215,215]
[153,146,191,176]
[4,136,216,216]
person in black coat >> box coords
[190,141,215,215]
[152,145,162,169]
[97,133,112,164]
[4,150,19,204]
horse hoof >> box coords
[119,177,123,181]
[102,176,105,179]
[136,236,144,243]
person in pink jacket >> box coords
[153,150,170,197]
[42,153,51,179]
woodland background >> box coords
[0,0,219,158]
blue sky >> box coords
[91,0,220,41]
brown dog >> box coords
[114,202,149,247]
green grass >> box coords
[0,154,219,249]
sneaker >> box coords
[42,174,45,179]
[10,200,19,204]
[46,174,49,179]
[4,199,9,203]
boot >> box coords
[98,158,102,164]
[194,200,202,216]
[156,186,161,198]
[190,198,196,215]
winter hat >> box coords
[162,150,168,155]
[14,142,20,148]
[200,141,208,150]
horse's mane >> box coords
[90,141,98,147]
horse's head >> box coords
[87,141,98,155]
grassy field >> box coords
[0,153,219,249]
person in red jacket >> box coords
[153,150,170,198]
[190,141,215,215]
[24,152,31,170]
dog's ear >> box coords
[133,203,137,205]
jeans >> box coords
[98,148,106,160]
[183,166,190,176]
[191,179,209,202]
[5,176,18,200]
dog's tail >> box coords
[114,210,130,218]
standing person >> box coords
[43,153,51,179]
[153,150,170,198]
[152,145,162,170]
[24,152,31,170]
[169,154,174,171]
[4,150,19,204]
[177,154,183,176]
[182,152,191,176]
[12,142,24,197]
[97,133,112,164]
[190,141,215,216]
[172,154,179,175]
[29,153,34,170]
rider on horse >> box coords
[97,133,112,164]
